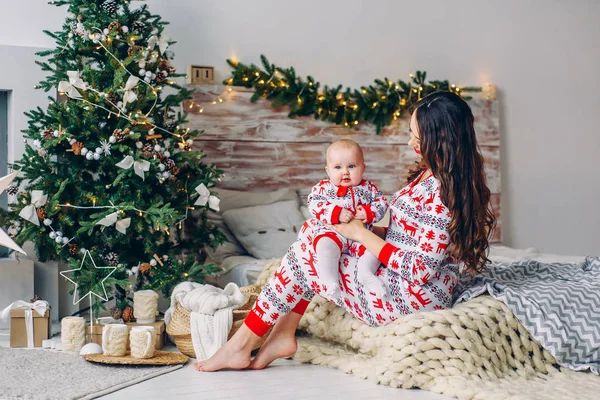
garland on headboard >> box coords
[222,55,481,133]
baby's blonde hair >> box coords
[326,139,364,164]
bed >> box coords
[182,85,600,399]
[186,84,501,287]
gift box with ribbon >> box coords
[0,300,51,348]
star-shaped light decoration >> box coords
[59,250,117,305]
[0,171,26,255]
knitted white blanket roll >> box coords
[165,282,247,361]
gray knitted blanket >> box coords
[454,257,600,374]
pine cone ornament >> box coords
[101,0,119,17]
[68,243,79,256]
[122,306,134,323]
[132,21,145,33]
[71,141,84,155]
[30,295,42,303]
[113,128,130,142]
[108,21,121,31]
[164,121,177,132]
[159,60,176,75]
[110,306,122,319]
[155,70,167,83]
[36,207,47,220]
[163,158,176,173]
[141,143,154,158]
[127,45,142,57]
[42,127,54,141]
[104,93,117,106]
[105,252,119,267]
[139,262,151,274]
[5,185,18,196]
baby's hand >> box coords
[355,205,368,222]
[339,209,354,223]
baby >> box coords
[308,139,388,297]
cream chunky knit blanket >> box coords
[255,259,600,400]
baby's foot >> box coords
[322,283,341,299]
[361,276,386,298]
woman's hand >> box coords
[327,218,367,242]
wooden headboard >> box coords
[184,85,501,242]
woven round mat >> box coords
[83,350,188,365]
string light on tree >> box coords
[2,0,225,313]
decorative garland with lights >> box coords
[223,55,481,133]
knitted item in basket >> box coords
[166,285,269,358]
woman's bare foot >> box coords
[248,331,298,370]
[248,311,303,370]
[195,325,259,372]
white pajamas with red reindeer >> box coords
[307,179,388,250]
[245,170,459,336]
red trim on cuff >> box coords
[244,307,273,337]
[314,232,343,252]
[331,206,343,224]
[363,204,375,224]
[291,298,310,315]
[378,243,398,266]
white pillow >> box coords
[203,188,300,263]
[300,206,312,220]
[223,200,304,259]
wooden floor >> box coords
[0,329,450,400]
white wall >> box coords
[1,0,599,256]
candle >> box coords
[133,290,159,324]
[61,316,86,352]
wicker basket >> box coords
[166,285,269,358]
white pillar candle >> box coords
[61,316,86,352]
[133,290,159,324]
[481,83,497,100]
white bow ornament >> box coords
[194,184,220,211]
[58,71,87,99]
[121,75,139,108]
[18,190,47,226]
[148,34,170,54]
[116,155,151,180]
[96,211,131,234]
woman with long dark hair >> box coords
[196,91,496,372]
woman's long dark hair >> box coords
[407,91,496,274]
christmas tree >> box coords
[2,0,224,314]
